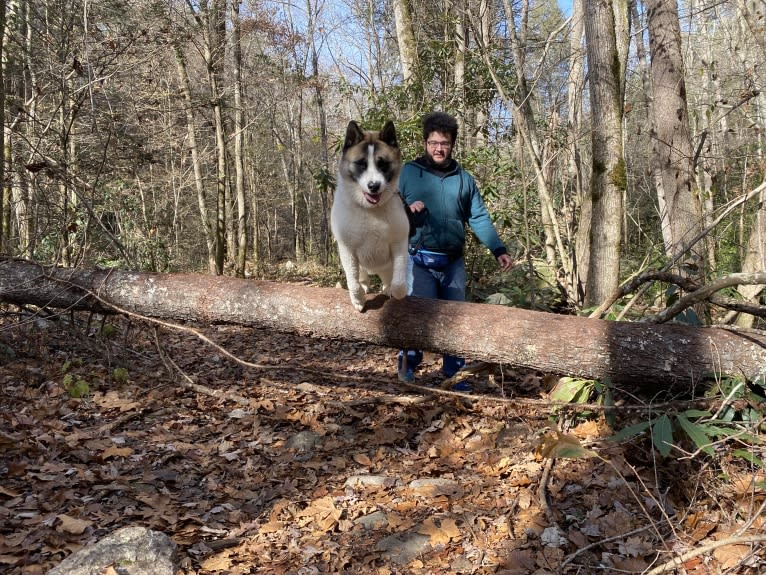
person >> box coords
[398,111,513,386]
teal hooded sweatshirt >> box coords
[399,156,508,259]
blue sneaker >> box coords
[397,350,422,382]
[451,380,473,393]
[442,354,466,378]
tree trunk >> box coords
[734,192,766,327]
[568,0,588,305]
[2,259,765,392]
[305,0,331,264]
[392,0,417,83]
[231,0,247,278]
[173,44,216,274]
[583,0,627,307]
[645,0,704,272]
[486,0,574,300]
[207,0,228,275]
[0,0,5,254]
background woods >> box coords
[0,0,765,315]
[0,0,766,319]
[4,2,766,573]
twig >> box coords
[561,525,654,567]
[645,534,766,575]
[646,272,766,323]
[537,456,560,529]
[153,329,252,406]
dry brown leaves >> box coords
[0,312,764,574]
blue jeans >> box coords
[399,256,466,377]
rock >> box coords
[408,477,463,497]
[285,430,322,452]
[344,475,397,489]
[540,525,567,547]
[375,531,431,565]
[354,511,388,530]
[47,526,178,575]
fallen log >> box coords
[1,259,764,391]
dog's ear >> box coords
[343,121,365,151]
[379,121,398,149]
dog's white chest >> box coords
[333,200,405,261]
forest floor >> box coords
[0,300,765,574]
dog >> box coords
[331,120,411,312]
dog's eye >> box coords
[353,159,367,169]
[376,158,390,171]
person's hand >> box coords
[409,201,426,213]
[497,253,514,272]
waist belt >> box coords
[410,249,457,271]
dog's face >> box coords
[339,121,401,208]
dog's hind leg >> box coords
[358,268,371,295]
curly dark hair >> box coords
[422,112,458,143]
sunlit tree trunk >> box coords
[205,0,228,275]
[733,194,766,327]
[231,0,247,277]
[737,0,766,56]
[305,0,330,264]
[731,0,766,327]
[490,0,571,289]
[0,0,6,254]
[393,0,417,83]
[173,45,216,274]
[454,0,467,140]
[568,0,588,304]
[645,0,704,276]
[583,0,628,307]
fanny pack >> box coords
[410,249,453,271]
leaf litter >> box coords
[0,312,764,574]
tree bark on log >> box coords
[1,259,765,391]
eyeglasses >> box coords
[426,140,452,149]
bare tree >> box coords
[392,0,417,83]
[645,0,703,275]
[567,0,588,303]
[173,43,217,274]
[471,0,576,300]
[583,0,628,307]
[0,0,6,254]
[231,0,247,277]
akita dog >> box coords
[331,120,411,312]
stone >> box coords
[375,531,431,565]
[354,511,388,530]
[47,526,178,575]
[344,475,396,489]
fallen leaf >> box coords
[418,517,461,545]
[201,553,233,571]
[298,496,341,532]
[56,514,93,535]
[101,446,134,459]
[537,432,598,460]
[713,543,751,569]
[353,453,372,466]
[612,557,650,571]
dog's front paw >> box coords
[349,288,367,312]
[389,283,407,300]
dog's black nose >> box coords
[367,181,381,193]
